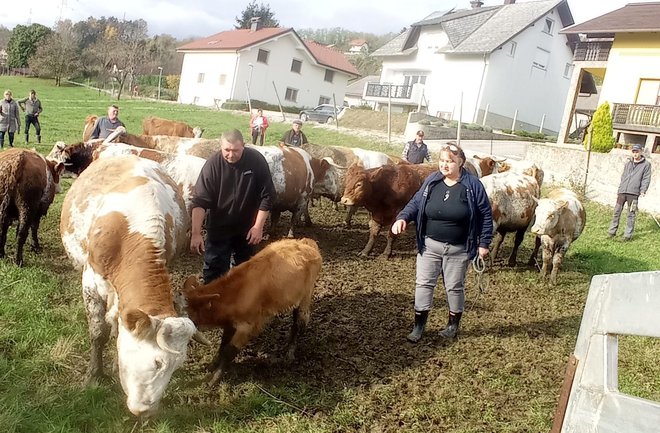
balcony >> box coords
[573,41,612,62]
[612,103,660,132]
[363,82,425,106]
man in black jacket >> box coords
[608,144,652,241]
[190,129,276,283]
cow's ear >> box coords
[532,196,540,204]
[183,275,201,292]
[123,309,154,338]
[56,141,66,151]
[55,162,65,175]
[557,200,568,209]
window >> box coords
[319,96,330,105]
[508,41,517,57]
[403,75,427,86]
[197,73,205,83]
[563,63,572,78]
[219,74,226,85]
[291,59,302,74]
[257,49,270,64]
[543,18,554,35]
[324,69,334,83]
[285,87,298,102]
[193,96,200,104]
[533,47,550,70]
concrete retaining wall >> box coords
[524,143,659,215]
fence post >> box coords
[539,114,546,133]
[457,92,463,147]
[584,127,592,193]
[511,109,518,131]
[482,103,489,126]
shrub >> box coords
[514,130,532,138]
[465,123,484,131]
[448,120,458,128]
[585,101,615,153]
[418,119,431,125]
[356,104,373,110]
[222,100,249,111]
[502,128,513,134]
[530,132,546,140]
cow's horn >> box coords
[192,331,212,346]
[156,324,181,355]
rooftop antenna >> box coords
[27,8,32,25]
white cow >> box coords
[60,155,206,417]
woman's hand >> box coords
[478,247,489,258]
[391,219,407,235]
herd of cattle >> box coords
[0,116,586,417]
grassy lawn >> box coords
[0,77,659,433]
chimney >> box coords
[470,1,484,8]
[250,17,263,32]
[504,0,516,4]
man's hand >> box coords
[478,247,489,258]
[190,233,205,255]
[246,225,264,245]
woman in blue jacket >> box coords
[392,143,493,343]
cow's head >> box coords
[340,163,370,206]
[83,115,99,142]
[530,197,567,236]
[192,127,204,138]
[310,157,346,202]
[45,158,65,194]
[117,309,197,417]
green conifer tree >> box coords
[585,101,615,152]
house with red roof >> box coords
[176,18,359,109]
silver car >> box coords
[299,104,344,123]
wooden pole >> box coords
[332,93,339,129]
[271,81,286,121]
[387,84,392,144]
[457,92,463,147]
[550,354,579,433]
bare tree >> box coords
[29,20,80,85]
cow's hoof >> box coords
[357,251,369,258]
[31,245,42,254]
[205,370,223,387]
[377,253,391,260]
[15,259,24,268]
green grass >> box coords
[0,76,659,432]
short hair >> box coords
[110,105,119,110]
[440,141,466,167]
[30,89,36,94]
[222,129,245,145]
[416,130,424,137]
[4,89,11,96]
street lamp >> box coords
[247,63,254,91]
[157,66,163,100]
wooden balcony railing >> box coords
[573,41,612,62]
[612,103,660,129]
[364,83,413,99]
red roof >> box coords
[304,40,360,76]
[177,28,290,51]
[561,2,660,34]
[178,27,359,76]
[349,38,368,46]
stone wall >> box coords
[524,143,659,214]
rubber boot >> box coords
[37,135,41,144]
[25,133,29,144]
[407,310,429,343]
[439,311,462,339]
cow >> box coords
[498,159,545,187]
[464,155,502,178]
[251,144,316,237]
[0,148,64,266]
[529,188,586,284]
[340,163,436,257]
[92,142,206,214]
[142,116,203,138]
[60,155,208,417]
[182,237,322,386]
[480,172,540,267]
[82,115,98,142]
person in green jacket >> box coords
[18,89,43,144]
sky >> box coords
[0,0,648,40]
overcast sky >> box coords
[1,0,647,40]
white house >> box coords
[345,75,379,108]
[367,0,577,135]
[177,19,359,109]
[347,38,369,55]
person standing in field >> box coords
[18,89,43,144]
[249,109,269,145]
[0,90,21,148]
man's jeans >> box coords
[608,193,638,240]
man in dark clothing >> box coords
[190,129,276,283]
[90,105,125,139]
[281,119,308,147]
[402,130,431,164]
[18,90,43,144]
[608,144,652,241]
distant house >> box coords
[347,38,369,55]
[344,75,379,108]
[366,0,576,135]
[176,18,359,109]
[558,2,660,152]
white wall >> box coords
[179,52,238,107]
[179,33,352,109]
[480,7,573,134]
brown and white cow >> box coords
[480,172,540,267]
[142,116,203,138]
[529,188,586,284]
[498,159,545,187]
[82,115,98,142]
[464,155,502,178]
[0,148,64,266]
[182,237,322,386]
[60,155,207,417]
[341,163,436,257]
[93,142,206,214]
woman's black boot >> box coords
[407,310,429,343]
[439,311,462,339]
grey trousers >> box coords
[414,237,469,313]
[608,193,638,239]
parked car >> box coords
[299,104,344,123]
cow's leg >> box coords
[379,229,395,259]
[359,219,381,257]
[344,205,357,227]
[286,308,302,361]
[507,229,526,267]
[550,243,568,285]
[14,206,32,267]
[207,325,235,372]
[207,324,252,387]
[528,235,541,267]
[270,210,281,237]
[540,238,553,280]
[81,266,111,384]
[490,230,505,267]
[30,215,43,253]
[0,211,10,259]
